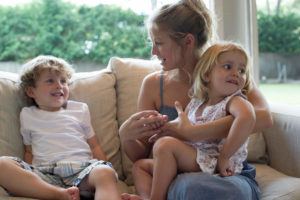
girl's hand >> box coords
[119,110,168,141]
[217,156,234,177]
[149,101,191,142]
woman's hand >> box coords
[149,101,191,142]
[120,110,168,141]
[119,110,168,161]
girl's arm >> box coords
[161,84,272,142]
[159,101,233,142]
[87,135,107,161]
[24,145,33,164]
[217,96,256,176]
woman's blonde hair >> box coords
[147,0,216,57]
[19,55,74,104]
[190,42,252,100]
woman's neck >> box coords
[178,56,197,84]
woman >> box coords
[119,0,272,199]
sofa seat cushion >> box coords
[254,164,300,200]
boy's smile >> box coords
[26,69,69,112]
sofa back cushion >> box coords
[264,104,300,177]
[107,57,162,184]
[69,69,123,178]
[0,69,124,179]
[0,72,26,158]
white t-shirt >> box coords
[20,100,95,164]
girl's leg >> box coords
[79,165,120,200]
[120,159,153,200]
[132,159,153,199]
[150,136,200,200]
[0,157,79,200]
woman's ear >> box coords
[184,33,195,48]
[25,87,35,98]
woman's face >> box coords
[150,28,184,71]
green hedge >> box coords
[1,0,299,64]
[0,0,151,64]
[258,11,300,55]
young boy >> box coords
[0,55,120,200]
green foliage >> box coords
[0,0,151,64]
[258,10,300,55]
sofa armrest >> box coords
[263,103,300,177]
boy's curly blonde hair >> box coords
[19,55,74,104]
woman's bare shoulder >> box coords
[143,70,162,85]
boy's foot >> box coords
[66,187,80,200]
[121,193,143,200]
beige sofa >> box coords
[0,57,300,200]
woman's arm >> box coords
[119,72,167,162]
[87,135,107,161]
[24,145,33,164]
[247,83,273,132]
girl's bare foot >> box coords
[121,193,143,200]
[66,187,80,200]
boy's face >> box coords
[26,69,69,111]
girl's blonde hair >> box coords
[190,42,252,100]
[19,55,74,104]
[147,0,216,57]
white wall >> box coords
[212,0,259,84]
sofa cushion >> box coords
[107,57,161,184]
[68,69,123,179]
[0,72,26,158]
[254,163,300,200]
[247,132,268,164]
[263,103,300,177]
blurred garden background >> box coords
[0,0,299,105]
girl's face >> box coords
[206,50,247,99]
[150,28,184,71]
[26,69,69,111]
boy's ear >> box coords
[25,87,35,98]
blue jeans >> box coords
[167,161,260,200]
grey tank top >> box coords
[158,71,178,121]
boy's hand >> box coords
[217,156,234,177]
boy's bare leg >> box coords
[0,157,79,200]
[150,137,200,200]
[80,165,120,200]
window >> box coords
[0,0,178,73]
[256,0,300,105]
[0,0,212,73]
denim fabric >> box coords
[167,161,260,200]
